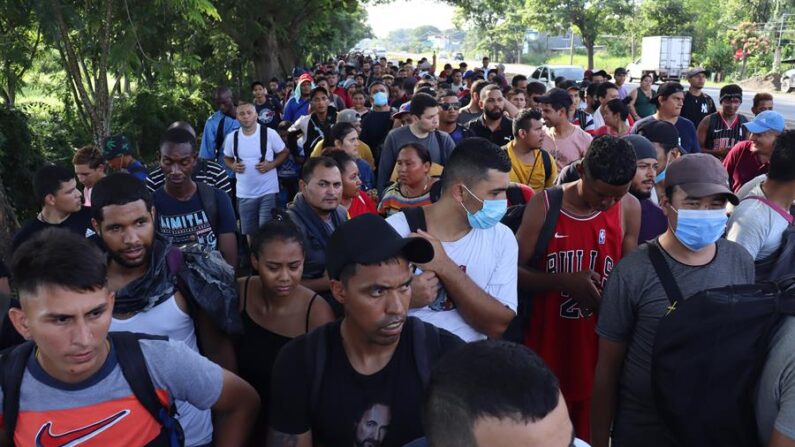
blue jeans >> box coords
[237,193,277,235]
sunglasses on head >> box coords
[440,102,461,111]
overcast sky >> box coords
[366,0,456,38]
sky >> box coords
[365,0,456,38]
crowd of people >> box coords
[0,51,793,447]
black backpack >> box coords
[742,195,795,282]
[232,124,270,162]
[305,317,443,413]
[0,332,185,447]
[649,242,795,447]
[502,187,564,343]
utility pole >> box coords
[569,28,575,65]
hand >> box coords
[562,271,602,312]
[410,271,440,308]
[255,161,271,173]
[232,162,245,174]
[411,229,452,274]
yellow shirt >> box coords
[310,139,375,169]
[504,140,557,193]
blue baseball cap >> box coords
[744,111,785,134]
[462,70,476,80]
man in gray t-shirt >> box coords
[2,229,259,446]
[377,93,456,194]
[591,154,755,447]
[756,317,795,446]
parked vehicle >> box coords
[529,65,585,88]
[627,36,692,82]
[782,59,795,93]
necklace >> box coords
[401,176,430,197]
[37,211,67,225]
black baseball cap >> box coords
[636,120,681,150]
[558,80,581,91]
[326,214,434,280]
[590,69,612,80]
[650,82,684,106]
[535,88,573,108]
[614,67,628,76]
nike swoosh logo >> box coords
[554,232,568,239]
[35,409,130,447]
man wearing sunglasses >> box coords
[437,90,472,145]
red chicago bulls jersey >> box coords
[525,193,623,402]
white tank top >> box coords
[110,295,211,446]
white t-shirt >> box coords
[386,212,518,342]
[223,126,285,198]
[727,174,791,261]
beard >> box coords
[630,186,652,200]
[484,108,503,120]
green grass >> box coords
[545,53,633,72]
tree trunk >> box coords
[0,173,20,262]
[253,30,297,81]
[586,42,595,70]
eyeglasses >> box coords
[440,103,461,111]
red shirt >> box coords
[723,140,769,192]
[347,190,377,218]
[525,191,623,403]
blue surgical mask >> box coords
[671,208,728,251]
[655,169,666,184]
[460,185,508,229]
[373,91,388,107]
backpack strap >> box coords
[214,116,226,160]
[259,125,269,162]
[195,183,219,236]
[434,131,446,165]
[1,341,36,446]
[233,129,240,162]
[530,187,564,266]
[411,318,441,388]
[540,150,552,184]
[743,196,794,225]
[647,242,685,306]
[403,206,428,233]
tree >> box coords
[634,0,693,38]
[32,0,219,145]
[0,1,41,106]
[213,0,371,82]
[453,0,525,62]
[524,0,632,69]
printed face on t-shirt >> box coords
[11,285,114,384]
[354,403,391,447]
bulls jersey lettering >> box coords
[525,190,623,402]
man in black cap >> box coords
[590,69,612,84]
[630,82,699,154]
[592,153,754,447]
[696,84,748,159]
[623,135,668,243]
[681,67,716,128]
[267,214,464,447]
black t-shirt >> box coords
[466,116,514,146]
[11,207,94,252]
[256,95,283,129]
[360,110,394,160]
[0,259,8,278]
[269,318,463,446]
[681,91,716,129]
